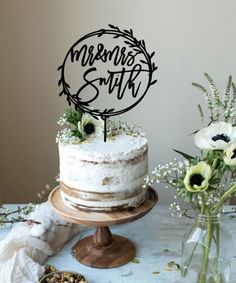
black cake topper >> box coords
[58,24,158,141]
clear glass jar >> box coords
[181,214,233,283]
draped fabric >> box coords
[0,202,85,283]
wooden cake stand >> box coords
[49,186,158,269]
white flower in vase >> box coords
[224,143,236,167]
[184,161,212,192]
[194,121,236,150]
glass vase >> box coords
[181,213,233,283]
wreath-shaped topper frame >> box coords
[58,24,158,141]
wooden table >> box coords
[1,205,236,282]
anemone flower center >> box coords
[232,150,236,159]
[190,174,204,187]
[84,123,95,135]
[212,133,230,143]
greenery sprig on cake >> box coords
[56,109,144,144]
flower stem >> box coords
[182,199,205,279]
[200,194,206,214]
[198,207,213,283]
[181,219,201,277]
[215,223,223,283]
[211,157,219,171]
[213,183,236,214]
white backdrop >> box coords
[1,0,236,203]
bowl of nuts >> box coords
[39,271,88,283]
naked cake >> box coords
[57,109,148,211]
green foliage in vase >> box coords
[192,73,236,124]
[145,74,236,283]
[144,74,236,217]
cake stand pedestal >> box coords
[49,186,158,269]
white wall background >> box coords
[1,0,236,203]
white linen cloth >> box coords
[0,202,85,283]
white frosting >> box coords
[59,133,148,210]
[60,133,147,162]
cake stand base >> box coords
[72,226,135,268]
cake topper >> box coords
[58,24,158,141]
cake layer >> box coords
[60,186,147,212]
[59,133,148,211]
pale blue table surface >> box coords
[1,205,236,283]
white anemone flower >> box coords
[224,143,236,167]
[194,122,236,150]
[78,113,103,139]
[184,161,212,193]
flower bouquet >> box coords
[144,74,236,283]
